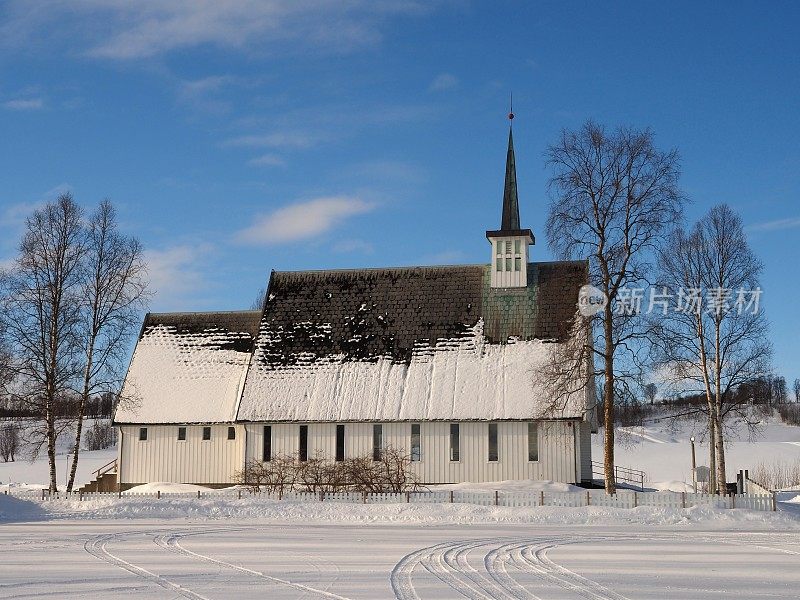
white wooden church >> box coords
[113,124,596,489]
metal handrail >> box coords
[92,458,117,479]
[591,460,646,491]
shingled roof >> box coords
[236,261,589,422]
[115,311,261,424]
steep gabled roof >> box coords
[115,311,261,424]
[236,261,588,422]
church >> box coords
[113,122,596,489]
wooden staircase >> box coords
[80,459,118,493]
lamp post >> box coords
[690,436,697,493]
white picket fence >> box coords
[4,487,777,511]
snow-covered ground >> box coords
[1,512,799,599]
[593,414,800,489]
[0,418,117,492]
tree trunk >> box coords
[707,412,716,494]
[713,322,726,493]
[603,307,616,494]
[46,384,58,493]
[67,345,94,492]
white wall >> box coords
[118,419,586,485]
[245,420,582,484]
[118,424,245,485]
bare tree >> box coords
[67,200,148,491]
[250,287,266,311]
[643,383,657,405]
[0,423,20,462]
[0,193,85,492]
[544,121,685,493]
[651,204,771,493]
[794,378,800,403]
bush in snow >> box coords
[0,422,20,462]
[751,458,800,490]
[236,446,419,494]
[778,403,800,427]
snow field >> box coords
[1,521,798,599]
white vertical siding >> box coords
[119,424,245,485]
[245,420,580,484]
[488,236,530,288]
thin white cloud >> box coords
[247,153,286,167]
[3,98,44,110]
[144,244,211,309]
[222,131,322,149]
[745,216,800,232]
[333,238,374,254]
[237,196,374,245]
[0,1,438,60]
[429,73,458,92]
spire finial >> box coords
[508,91,514,122]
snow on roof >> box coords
[115,311,261,424]
[237,319,587,421]
[237,263,589,422]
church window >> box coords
[496,257,503,271]
[336,424,345,461]
[505,257,512,271]
[410,423,421,462]
[177,427,186,441]
[139,427,147,441]
[505,241,512,253]
[528,422,539,461]
[514,257,521,271]
[263,426,272,462]
[496,241,503,255]
[227,426,236,440]
[202,426,211,441]
[449,423,460,461]
[299,425,308,461]
[488,423,499,461]
[514,239,521,253]
[373,424,383,461]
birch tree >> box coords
[66,200,147,491]
[652,204,771,493]
[0,194,85,492]
[543,121,685,493]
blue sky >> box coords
[1,1,798,381]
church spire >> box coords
[485,102,534,289]
[501,125,520,230]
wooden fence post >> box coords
[157,490,161,499]
[633,492,638,508]
[320,491,324,502]
[405,491,410,503]
[449,490,454,503]
[238,489,242,500]
[362,491,367,504]
[586,490,591,506]
[198,490,201,499]
[772,492,777,512]
[731,494,735,509]
[539,490,545,506]
[41,489,45,501]
[494,490,499,506]
[681,492,686,508]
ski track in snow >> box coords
[83,527,350,600]
[153,528,350,599]
[390,536,630,600]
[83,530,210,599]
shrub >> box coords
[778,404,800,426]
[750,459,800,490]
[236,445,419,494]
